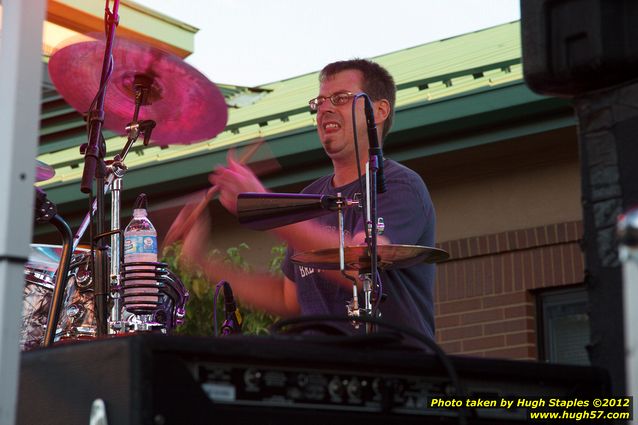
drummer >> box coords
[178,59,437,340]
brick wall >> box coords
[434,221,584,360]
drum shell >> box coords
[20,244,91,351]
[20,268,55,351]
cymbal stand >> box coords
[108,76,156,332]
[107,161,125,329]
[79,0,121,337]
[338,193,360,328]
[344,162,385,334]
[73,72,156,250]
[338,193,378,333]
[72,77,156,333]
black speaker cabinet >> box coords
[18,334,609,425]
[521,0,638,96]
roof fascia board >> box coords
[46,0,196,57]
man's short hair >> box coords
[319,59,396,139]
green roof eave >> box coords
[40,80,574,208]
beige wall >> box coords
[432,158,581,241]
[406,127,581,242]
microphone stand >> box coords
[79,0,120,337]
[362,95,385,333]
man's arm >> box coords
[180,212,300,317]
[209,153,368,251]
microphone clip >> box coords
[220,281,243,336]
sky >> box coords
[133,0,521,87]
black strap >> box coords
[0,255,29,264]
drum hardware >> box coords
[69,1,121,337]
[335,193,364,330]
[291,243,449,332]
[34,185,77,347]
[113,262,188,333]
[236,192,348,230]
[235,190,449,334]
[46,0,227,342]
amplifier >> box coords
[18,333,609,425]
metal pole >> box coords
[618,209,638,422]
[110,176,123,329]
[0,0,47,423]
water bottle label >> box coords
[124,235,157,255]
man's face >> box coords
[315,69,369,162]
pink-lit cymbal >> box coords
[48,36,228,145]
[36,160,55,182]
[291,244,450,271]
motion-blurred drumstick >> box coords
[161,139,265,250]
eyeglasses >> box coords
[308,91,355,112]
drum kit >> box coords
[23,15,228,349]
[23,4,449,350]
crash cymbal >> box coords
[48,36,228,145]
[36,160,55,182]
[291,244,449,271]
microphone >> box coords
[221,281,242,335]
[362,96,386,193]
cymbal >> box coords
[291,244,449,271]
[36,160,55,182]
[48,36,228,145]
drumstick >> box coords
[162,139,264,249]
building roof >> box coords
[46,0,198,57]
[37,20,575,210]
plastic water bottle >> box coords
[124,193,158,310]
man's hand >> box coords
[180,209,211,271]
[209,150,267,215]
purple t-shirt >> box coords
[281,159,436,340]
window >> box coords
[537,287,590,365]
